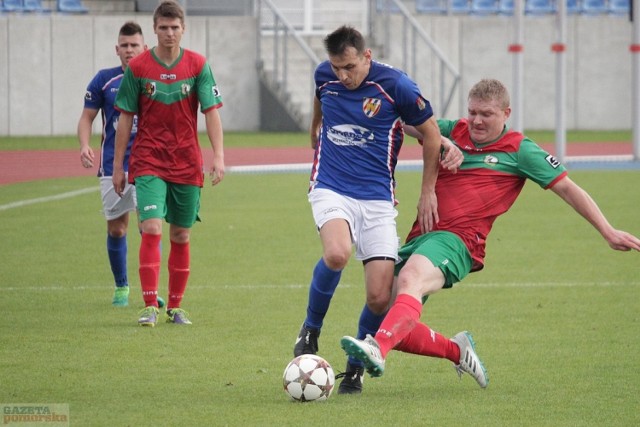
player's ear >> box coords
[503,107,511,120]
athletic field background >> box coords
[0,132,638,426]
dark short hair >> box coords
[154,1,185,26]
[119,21,143,37]
[323,25,366,56]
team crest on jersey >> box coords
[362,98,381,118]
[484,155,499,165]
[181,83,191,95]
[144,82,156,96]
[545,154,561,168]
[416,97,427,110]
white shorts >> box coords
[308,188,400,262]
[100,176,137,220]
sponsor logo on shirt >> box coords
[327,124,374,147]
[160,73,177,80]
[362,97,381,118]
[212,85,221,97]
[545,154,561,168]
[85,91,93,101]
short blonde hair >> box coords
[468,79,510,109]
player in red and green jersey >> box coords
[113,0,225,327]
[341,79,640,389]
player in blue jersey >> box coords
[77,21,158,307]
[292,25,461,394]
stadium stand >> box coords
[524,0,556,14]
[608,0,630,15]
[498,0,514,14]
[449,0,472,13]
[566,0,581,13]
[376,0,402,13]
[414,0,447,14]
[416,0,472,14]
[24,0,51,12]
[470,0,499,14]
[581,0,609,14]
[1,0,25,12]
[57,0,88,13]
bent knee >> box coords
[323,250,350,270]
[397,262,444,295]
[366,291,392,314]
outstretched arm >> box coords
[551,176,640,251]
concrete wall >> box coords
[0,12,634,135]
[0,14,259,136]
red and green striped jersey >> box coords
[405,118,568,271]
[115,47,223,186]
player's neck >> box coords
[154,45,181,67]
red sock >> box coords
[395,323,461,363]
[168,240,190,309]
[139,233,162,307]
[374,294,423,358]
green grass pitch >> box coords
[0,135,638,425]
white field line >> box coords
[0,187,99,211]
[0,161,423,212]
[2,281,637,292]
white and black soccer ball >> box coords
[283,354,335,402]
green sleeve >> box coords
[517,138,567,188]
[437,119,458,138]
[114,66,139,114]
[197,62,223,112]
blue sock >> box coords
[107,234,128,287]
[305,258,342,330]
[348,304,387,368]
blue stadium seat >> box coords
[57,0,88,13]
[470,0,499,14]
[1,0,25,12]
[498,0,514,15]
[608,0,630,15]
[448,0,472,13]
[525,0,556,15]
[566,0,581,14]
[415,0,447,14]
[24,0,51,12]
[581,0,608,14]
[376,0,401,13]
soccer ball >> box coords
[283,354,335,402]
